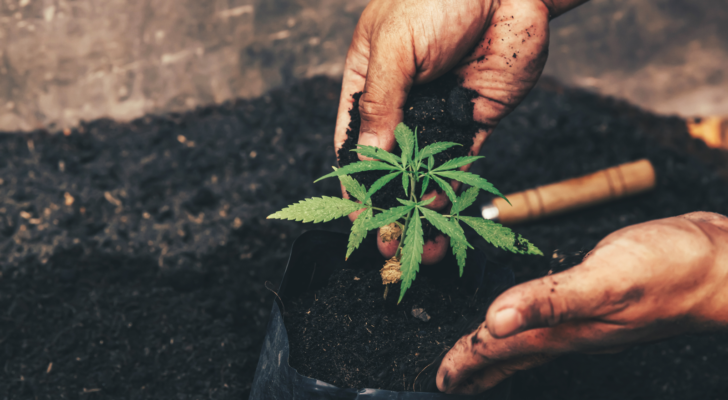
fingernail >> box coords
[492,308,524,338]
[358,132,379,148]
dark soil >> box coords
[286,266,487,392]
[1,74,728,399]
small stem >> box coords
[383,285,390,300]
[395,209,412,259]
[371,206,387,212]
[420,215,453,218]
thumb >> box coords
[357,30,416,157]
[485,263,609,338]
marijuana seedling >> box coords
[268,123,542,302]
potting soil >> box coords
[1,75,728,399]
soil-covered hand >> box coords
[436,212,728,394]
[334,0,552,263]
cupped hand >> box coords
[436,212,728,394]
[334,0,552,263]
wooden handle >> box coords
[493,159,656,225]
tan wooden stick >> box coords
[492,159,656,225]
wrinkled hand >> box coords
[437,212,728,394]
[334,0,551,263]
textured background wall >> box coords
[0,0,726,132]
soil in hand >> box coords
[286,266,486,392]
[337,74,481,217]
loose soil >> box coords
[1,75,728,399]
[286,265,488,392]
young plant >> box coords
[268,123,542,302]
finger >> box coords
[356,19,416,155]
[441,353,554,394]
[334,23,371,158]
[377,232,449,265]
[437,318,618,393]
[484,249,638,339]
[455,3,550,126]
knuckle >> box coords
[358,95,389,120]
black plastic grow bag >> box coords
[249,230,514,400]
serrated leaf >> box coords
[427,156,434,171]
[394,123,415,170]
[451,186,480,214]
[413,127,420,164]
[450,221,469,277]
[433,156,485,171]
[402,171,410,196]
[418,142,461,162]
[433,170,509,203]
[398,207,424,303]
[362,205,413,230]
[338,173,368,204]
[431,175,458,205]
[459,216,543,256]
[397,196,436,207]
[315,161,398,183]
[367,171,402,199]
[268,197,366,223]
[351,145,402,168]
[419,208,470,248]
[347,207,372,259]
[420,174,431,198]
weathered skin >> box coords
[334,0,552,264]
[436,212,728,393]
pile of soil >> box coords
[1,74,728,399]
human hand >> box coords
[436,212,728,394]
[334,0,552,263]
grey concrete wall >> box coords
[0,0,726,132]
[0,0,368,131]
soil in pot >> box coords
[285,259,489,392]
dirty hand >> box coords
[436,212,728,394]
[334,0,560,263]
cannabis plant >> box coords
[269,123,542,302]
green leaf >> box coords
[450,221,469,277]
[268,197,366,223]
[419,208,470,248]
[459,216,543,256]
[338,173,368,204]
[417,142,461,162]
[394,123,415,170]
[367,171,402,199]
[397,196,436,207]
[431,175,458,204]
[451,186,480,214]
[362,205,413,230]
[402,172,410,196]
[351,145,402,168]
[427,156,434,171]
[433,156,485,171]
[413,127,420,165]
[347,207,372,259]
[433,170,509,203]
[398,207,424,303]
[420,174,431,198]
[315,161,398,183]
